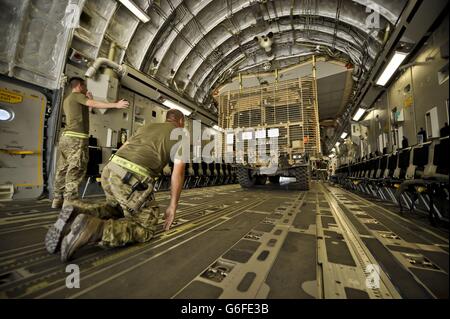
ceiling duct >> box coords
[84,56,217,123]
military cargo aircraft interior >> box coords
[0,0,449,304]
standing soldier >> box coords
[52,77,129,209]
[45,109,186,261]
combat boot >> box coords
[45,205,79,254]
[51,198,64,209]
[61,214,104,262]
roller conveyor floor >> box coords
[0,182,448,299]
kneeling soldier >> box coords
[45,109,186,261]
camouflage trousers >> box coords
[71,163,160,247]
[53,135,88,200]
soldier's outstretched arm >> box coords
[85,98,129,109]
[164,159,185,231]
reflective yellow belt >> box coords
[110,155,150,179]
[63,131,89,139]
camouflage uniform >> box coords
[54,91,90,201]
[67,122,181,247]
[70,162,160,247]
[53,135,88,200]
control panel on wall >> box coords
[391,107,404,124]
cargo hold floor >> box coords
[0,182,448,299]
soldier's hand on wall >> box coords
[164,206,176,231]
[115,99,129,109]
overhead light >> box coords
[335,142,341,147]
[331,148,336,153]
[340,132,348,139]
[376,51,408,86]
[162,99,192,116]
[329,154,336,158]
[118,0,150,23]
[352,108,366,122]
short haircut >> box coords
[166,109,185,122]
[69,77,85,89]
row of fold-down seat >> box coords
[332,136,449,226]
[155,162,238,191]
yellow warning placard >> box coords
[403,96,413,108]
[0,88,23,104]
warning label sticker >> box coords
[0,89,23,104]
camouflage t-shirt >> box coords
[116,122,185,178]
[63,92,89,134]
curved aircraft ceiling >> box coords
[0,0,409,119]
[70,0,407,115]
